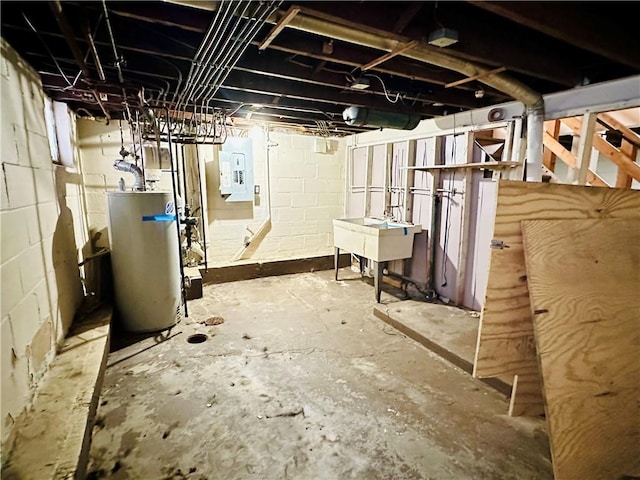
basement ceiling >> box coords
[1,1,638,135]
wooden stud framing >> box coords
[402,140,416,222]
[617,140,636,188]
[543,120,561,172]
[455,132,475,305]
[598,112,640,147]
[361,40,418,71]
[562,116,640,182]
[426,137,445,286]
[542,132,611,187]
[444,66,507,89]
[496,121,515,181]
[509,118,526,181]
[576,112,597,185]
[405,161,520,171]
[364,145,374,216]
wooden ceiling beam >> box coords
[393,2,424,34]
[445,67,507,89]
[258,6,300,51]
[218,70,443,115]
[233,49,486,109]
[361,40,418,71]
[468,1,640,70]
[261,30,508,97]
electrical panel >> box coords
[219,137,254,202]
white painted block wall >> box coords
[1,40,85,454]
[77,121,347,265]
[77,119,175,250]
[204,130,346,264]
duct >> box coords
[114,159,145,190]
[175,4,546,178]
[281,13,542,107]
[278,11,546,180]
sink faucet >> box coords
[383,206,398,222]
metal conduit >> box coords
[177,0,238,109]
[190,2,250,101]
[197,2,266,98]
[204,2,282,103]
[179,1,279,115]
[180,1,242,110]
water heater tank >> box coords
[107,191,182,332]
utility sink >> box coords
[332,217,422,262]
[332,217,422,302]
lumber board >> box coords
[509,373,544,417]
[473,181,640,415]
[521,218,640,480]
[562,116,640,182]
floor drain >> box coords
[187,333,208,344]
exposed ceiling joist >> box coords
[392,2,423,34]
[2,1,637,132]
[258,5,300,50]
[361,40,418,71]
[469,1,640,71]
[445,67,506,89]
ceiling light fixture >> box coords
[427,2,458,48]
[349,77,371,90]
[427,27,459,47]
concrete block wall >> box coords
[77,119,175,250]
[1,40,85,455]
[204,130,346,264]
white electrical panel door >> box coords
[219,137,254,202]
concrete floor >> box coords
[87,268,552,479]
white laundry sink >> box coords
[332,217,422,262]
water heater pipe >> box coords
[164,107,188,319]
[113,159,145,190]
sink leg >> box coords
[334,247,340,281]
[358,255,364,277]
[374,261,384,303]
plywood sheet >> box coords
[522,218,640,480]
[473,180,640,415]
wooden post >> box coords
[509,118,526,181]
[616,140,635,188]
[576,113,597,185]
[364,145,374,216]
[426,137,444,291]
[455,132,475,306]
[403,139,416,223]
[543,119,561,172]
[494,122,514,181]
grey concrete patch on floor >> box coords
[88,269,552,480]
[373,300,479,372]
